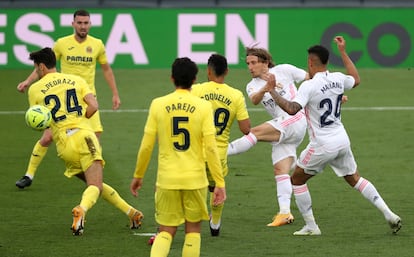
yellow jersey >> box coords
[53,34,108,94]
[191,81,250,148]
[28,72,94,143]
[134,89,224,189]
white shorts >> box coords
[297,142,357,177]
[267,111,307,164]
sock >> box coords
[354,177,395,220]
[293,184,317,228]
[79,185,101,212]
[101,183,132,215]
[227,132,257,155]
[25,140,49,178]
[151,231,172,257]
[276,174,292,214]
[210,192,223,226]
[182,233,201,257]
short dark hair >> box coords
[29,47,56,69]
[307,45,329,65]
[171,57,198,89]
[74,9,90,18]
[245,47,275,68]
[207,54,227,77]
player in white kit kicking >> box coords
[266,36,401,235]
[227,47,308,226]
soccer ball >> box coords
[25,105,52,131]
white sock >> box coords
[210,219,221,229]
[227,132,257,155]
[293,184,317,228]
[354,177,395,220]
[276,174,292,214]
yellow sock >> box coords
[182,232,201,257]
[101,183,132,215]
[151,231,172,257]
[79,185,100,212]
[26,140,48,178]
[210,192,224,225]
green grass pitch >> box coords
[1,67,413,257]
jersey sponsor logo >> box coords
[66,55,93,63]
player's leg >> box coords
[183,222,202,257]
[150,188,182,257]
[267,156,295,227]
[291,144,324,235]
[69,131,103,235]
[227,122,280,155]
[16,129,53,188]
[291,166,320,235]
[72,160,103,235]
[336,148,401,234]
[181,188,208,257]
[100,183,144,229]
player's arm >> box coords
[100,63,121,110]
[334,36,360,87]
[237,118,251,135]
[130,132,156,197]
[84,93,98,118]
[249,86,267,105]
[204,133,226,205]
[17,69,39,92]
[266,74,302,115]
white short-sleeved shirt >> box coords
[246,64,307,119]
[293,71,355,150]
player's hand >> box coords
[264,73,278,93]
[130,177,143,197]
[212,187,226,206]
[17,80,30,93]
[334,36,346,52]
[112,95,121,110]
[341,95,349,104]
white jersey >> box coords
[246,64,307,119]
[293,71,355,150]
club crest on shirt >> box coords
[86,46,93,53]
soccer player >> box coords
[27,47,142,235]
[16,9,120,189]
[227,47,308,226]
[267,36,402,235]
[191,53,250,236]
[130,57,226,257]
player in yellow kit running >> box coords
[16,9,120,188]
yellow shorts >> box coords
[88,110,103,133]
[154,187,209,226]
[56,128,104,178]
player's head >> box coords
[29,47,56,78]
[72,9,91,40]
[307,45,329,77]
[245,47,275,78]
[171,57,198,89]
[207,54,228,79]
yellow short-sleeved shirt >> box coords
[192,81,250,148]
[192,81,250,177]
[53,34,106,132]
[28,72,104,176]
